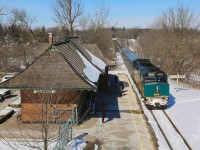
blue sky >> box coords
[1,0,200,28]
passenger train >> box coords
[122,48,169,109]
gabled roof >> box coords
[0,49,96,90]
[0,37,109,90]
[53,40,102,85]
[82,44,114,67]
[69,39,107,72]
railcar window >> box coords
[157,73,164,76]
[148,73,155,76]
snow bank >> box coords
[0,140,56,150]
[0,109,12,117]
[0,98,21,118]
[0,139,87,150]
[65,139,87,150]
[165,79,200,149]
[10,98,21,105]
[4,106,20,115]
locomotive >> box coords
[122,48,169,108]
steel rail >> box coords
[149,110,173,150]
[162,110,192,150]
[150,109,192,150]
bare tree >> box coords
[0,7,6,15]
[77,3,112,57]
[138,4,200,82]
[78,3,110,38]
[0,3,9,47]
[52,0,84,36]
[77,15,90,42]
[0,3,8,16]
[89,3,110,30]
[154,4,200,31]
[9,8,37,43]
[52,1,112,56]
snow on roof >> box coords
[77,50,101,83]
[84,48,107,70]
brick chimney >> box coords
[48,33,53,45]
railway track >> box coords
[150,109,192,150]
[114,39,192,149]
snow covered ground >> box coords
[123,39,200,150]
[0,98,21,116]
[0,140,56,150]
[165,79,200,149]
[127,63,200,150]
[0,139,87,150]
[141,78,200,150]
[146,79,200,150]
[9,98,21,106]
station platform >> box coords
[74,73,157,150]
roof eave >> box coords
[0,87,97,91]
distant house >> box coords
[0,37,111,124]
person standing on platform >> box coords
[120,81,124,96]
[101,105,106,123]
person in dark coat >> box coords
[101,105,106,123]
[121,81,124,89]
[114,75,118,84]
[120,81,124,96]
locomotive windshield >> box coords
[156,73,167,82]
[143,72,167,83]
[144,77,156,82]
